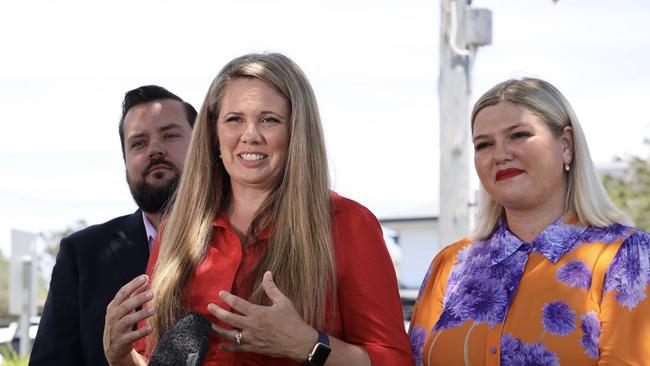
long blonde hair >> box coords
[148,53,336,349]
[471,78,628,239]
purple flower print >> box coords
[500,333,560,366]
[604,232,650,309]
[550,222,583,243]
[473,221,526,265]
[455,244,492,271]
[541,302,576,336]
[500,334,525,365]
[556,260,592,289]
[453,244,474,265]
[490,252,527,293]
[408,325,427,366]
[537,221,582,252]
[445,245,476,292]
[436,230,528,331]
[579,312,600,359]
[490,227,523,263]
[433,307,463,331]
[527,219,587,262]
[615,286,648,309]
[418,263,434,298]
[442,244,492,308]
[521,342,560,365]
[451,277,508,327]
[582,224,632,244]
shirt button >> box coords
[490,347,497,354]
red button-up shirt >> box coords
[139,193,414,366]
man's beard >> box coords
[126,157,180,214]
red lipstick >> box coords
[496,168,524,181]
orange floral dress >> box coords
[408,218,650,365]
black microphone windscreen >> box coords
[148,312,212,366]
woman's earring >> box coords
[564,163,570,172]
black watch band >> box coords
[301,330,331,366]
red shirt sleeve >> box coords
[332,196,415,366]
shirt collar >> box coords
[213,211,273,241]
[212,191,339,241]
[142,212,157,246]
[487,217,588,266]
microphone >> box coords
[148,312,212,366]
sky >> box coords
[1,0,649,258]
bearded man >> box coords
[30,85,196,366]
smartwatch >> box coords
[302,330,331,366]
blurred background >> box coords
[1,0,649,361]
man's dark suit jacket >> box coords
[30,210,149,366]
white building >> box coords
[379,202,441,290]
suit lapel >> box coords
[109,210,150,286]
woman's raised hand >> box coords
[208,271,318,362]
[103,274,155,366]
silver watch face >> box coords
[307,331,331,365]
[308,342,331,365]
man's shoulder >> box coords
[63,211,141,244]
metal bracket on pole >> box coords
[449,1,493,57]
[466,8,492,47]
[449,0,470,56]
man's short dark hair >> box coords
[119,85,198,157]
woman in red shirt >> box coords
[103,53,413,366]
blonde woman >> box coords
[103,53,413,366]
[409,78,650,365]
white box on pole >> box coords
[9,229,38,317]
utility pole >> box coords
[439,0,491,245]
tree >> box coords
[36,220,88,306]
[603,139,650,232]
[43,219,88,259]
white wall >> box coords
[381,219,440,289]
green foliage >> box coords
[44,219,88,258]
[603,140,650,232]
[0,345,29,366]
[36,219,88,308]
